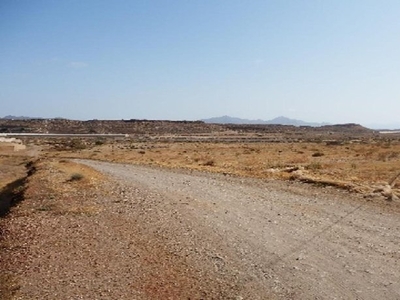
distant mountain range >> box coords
[1,115,65,120]
[202,115,330,127]
[3,115,398,129]
[2,115,37,120]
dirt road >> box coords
[3,159,399,299]
[76,160,400,299]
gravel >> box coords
[3,159,400,299]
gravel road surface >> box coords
[76,160,400,299]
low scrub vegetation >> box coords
[47,139,399,186]
[69,173,84,181]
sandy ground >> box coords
[2,159,400,299]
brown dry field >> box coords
[3,135,400,202]
[0,147,105,299]
[38,136,400,198]
[0,146,32,297]
[0,150,29,192]
[0,144,104,214]
[1,134,400,298]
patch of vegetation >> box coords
[306,162,322,170]
[202,159,215,166]
[95,139,105,146]
[36,204,54,212]
[312,152,324,157]
[69,173,84,181]
[70,139,87,150]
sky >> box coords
[1,0,400,128]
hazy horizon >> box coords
[2,114,400,130]
[1,1,400,128]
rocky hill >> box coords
[0,119,223,135]
[0,119,377,141]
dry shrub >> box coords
[306,162,322,170]
[376,151,399,161]
[70,139,87,150]
[377,152,387,161]
[45,138,400,194]
[288,156,308,164]
[202,159,215,166]
[95,139,105,146]
[69,173,84,181]
[312,152,324,157]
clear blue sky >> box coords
[1,1,399,127]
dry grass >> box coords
[44,139,400,195]
[0,155,105,298]
[0,154,30,191]
[0,146,33,217]
[0,141,105,217]
[0,149,31,298]
[21,159,105,216]
[68,172,84,182]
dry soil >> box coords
[2,159,400,299]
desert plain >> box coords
[1,119,400,299]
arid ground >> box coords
[1,120,400,299]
